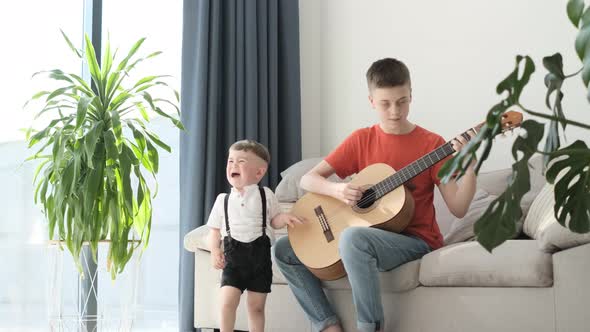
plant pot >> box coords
[47,241,141,332]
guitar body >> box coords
[287,163,415,281]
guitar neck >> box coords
[373,137,464,200]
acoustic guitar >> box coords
[287,111,523,281]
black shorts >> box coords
[221,235,272,293]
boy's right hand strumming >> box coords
[333,182,364,206]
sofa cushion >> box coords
[320,259,421,293]
[524,182,590,252]
[475,154,545,215]
[476,168,512,196]
[443,189,499,245]
[440,155,544,244]
[524,182,555,240]
[419,240,553,287]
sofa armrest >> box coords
[553,242,590,332]
[184,225,210,252]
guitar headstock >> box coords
[500,110,523,132]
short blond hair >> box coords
[229,140,270,164]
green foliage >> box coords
[26,31,183,278]
[439,1,590,252]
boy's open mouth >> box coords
[231,172,240,178]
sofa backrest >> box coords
[436,154,546,237]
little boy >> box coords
[206,139,303,332]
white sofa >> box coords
[184,157,590,332]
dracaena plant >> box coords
[25,31,184,278]
[438,0,590,252]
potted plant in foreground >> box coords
[438,0,590,252]
[25,31,184,278]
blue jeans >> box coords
[273,227,431,332]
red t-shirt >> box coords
[325,124,449,250]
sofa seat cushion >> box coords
[318,259,421,293]
[419,240,553,287]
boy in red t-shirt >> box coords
[274,58,476,332]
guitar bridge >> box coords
[314,206,334,242]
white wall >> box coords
[299,0,590,171]
[299,0,322,158]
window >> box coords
[102,1,182,329]
[0,1,182,330]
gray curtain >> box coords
[179,0,301,330]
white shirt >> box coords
[207,184,281,244]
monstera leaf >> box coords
[543,53,567,159]
[473,120,545,252]
[546,140,590,233]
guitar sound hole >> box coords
[356,189,376,209]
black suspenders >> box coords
[223,186,267,238]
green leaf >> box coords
[474,120,545,252]
[101,35,113,82]
[543,53,565,79]
[136,102,150,121]
[543,119,561,163]
[28,127,51,148]
[145,130,172,153]
[46,86,75,102]
[75,95,93,130]
[546,140,590,233]
[60,29,82,58]
[110,110,123,143]
[132,75,160,89]
[104,130,118,162]
[69,73,95,97]
[84,34,104,100]
[496,55,535,105]
[116,37,146,72]
[567,0,585,27]
[575,24,590,61]
[146,141,159,174]
[119,145,134,217]
[581,6,590,27]
[129,123,147,152]
[48,69,75,84]
[84,163,103,218]
[84,122,104,169]
[153,106,185,130]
